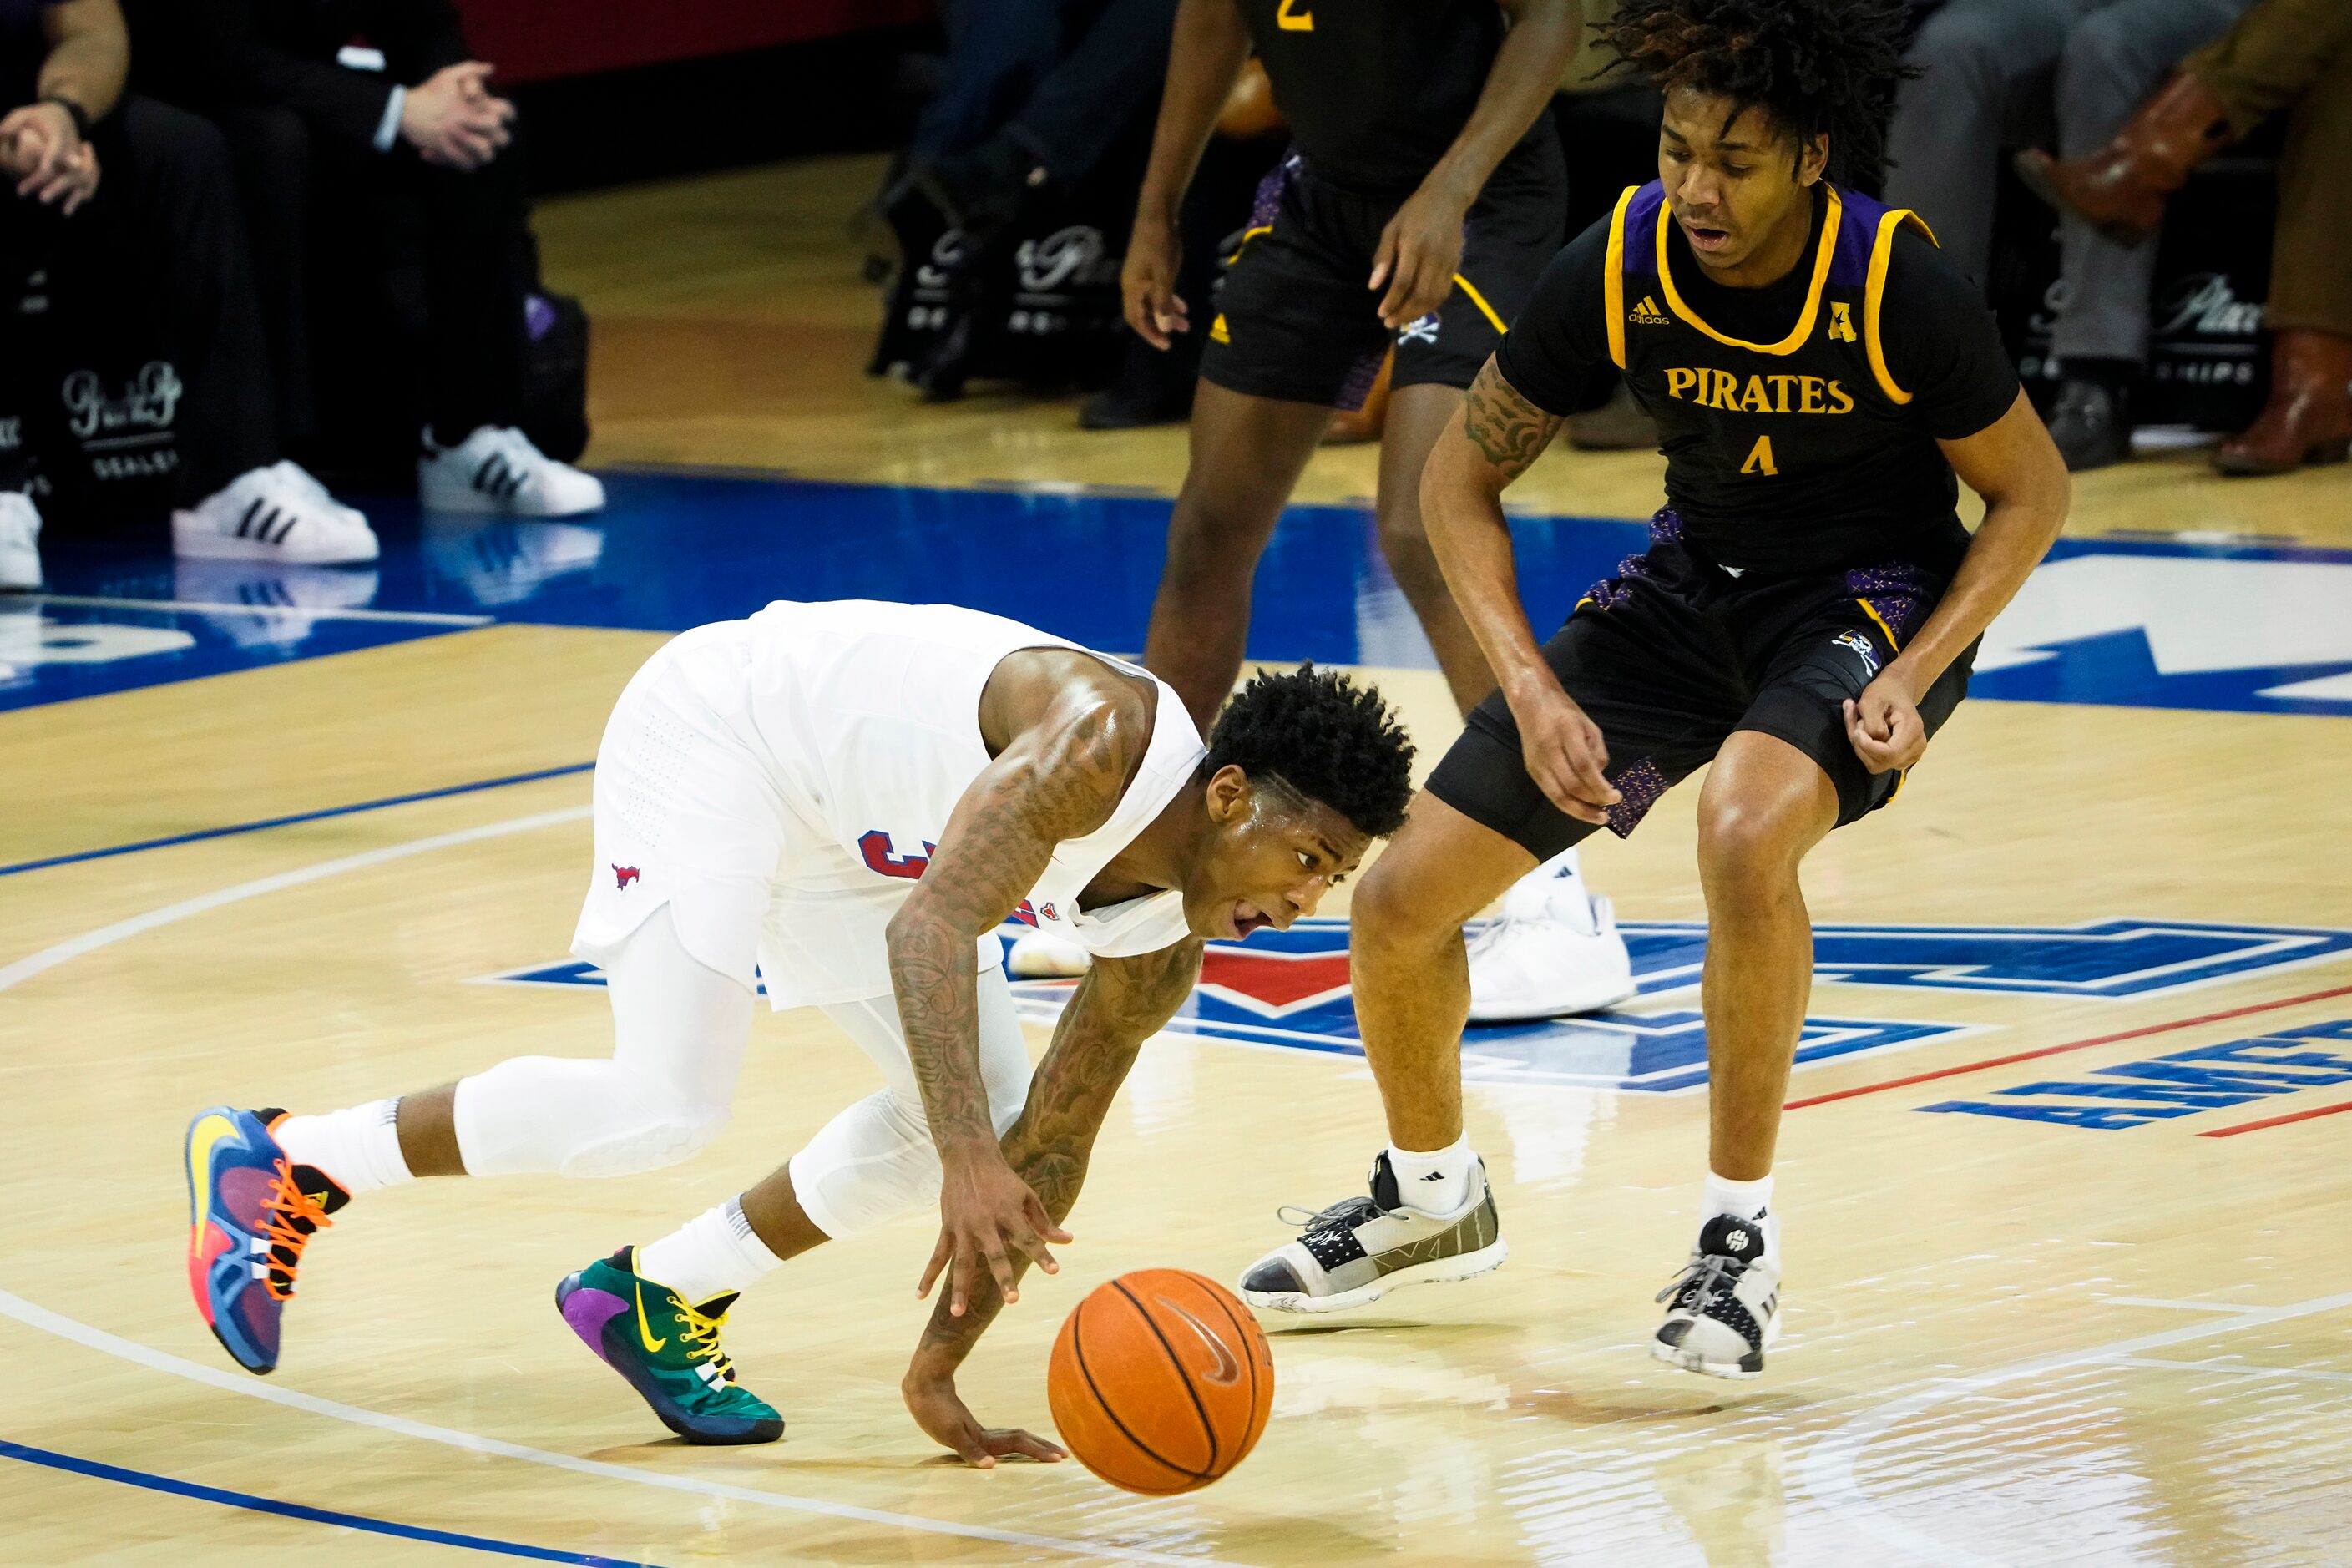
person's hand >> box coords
[1844,672,1927,774]
[917,1148,1070,1318]
[399,61,514,170]
[903,1363,1065,1469]
[1,101,99,211]
[1120,211,1186,350]
[1509,676,1619,825]
[1368,180,1470,331]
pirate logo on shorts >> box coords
[1833,630,1880,677]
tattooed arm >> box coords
[902,939,1206,1467]
[888,671,1152,1318]
[1420,357,1621,824]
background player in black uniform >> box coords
[1119,0,1638,1024]
[1238,0,2072,1378]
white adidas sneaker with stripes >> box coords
[172,463,379,564]
[419,425,605,517]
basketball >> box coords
[1046,1268,1275,1495]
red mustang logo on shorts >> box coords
[612,865,640,889]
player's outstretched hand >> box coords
[1844,675,1926,774]
[1511,680,1619,826]
[903,1367,1066,1469]
[920,1150,1070,1317]
[1368,183,1469,331]
[1120,213,1186,350]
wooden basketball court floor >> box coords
[3,155,2349,1566]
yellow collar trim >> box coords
[1654,185,1843,357]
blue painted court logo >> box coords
[478,917,2352,1096]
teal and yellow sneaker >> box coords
[555,1247,782,1444]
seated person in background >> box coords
[127,0,601,516]
[2014,0,2352,475]
[1884,0,2253,472]
[0,0,377,593]
[896,0,1181,245]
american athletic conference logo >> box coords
[479,916,2352,1096]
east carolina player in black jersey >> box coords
[1238,0,2071,1378]
[1119,0,1641,1024]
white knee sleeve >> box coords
[452,906,753,1179]
[790,969,1034,1238]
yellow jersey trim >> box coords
[1863,207,1937,405]
[1655,185,1843,357]
[1452,272,1509,336]
[1603,185,1636,369]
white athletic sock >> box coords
[635,1196,785,1307]
[272,1099,412,1196]
[1702,1171,1781,1265]
[1388,1133,1475,1215]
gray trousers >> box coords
[1885,0,2251,366]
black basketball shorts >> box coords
[1424,512,1978,862]
[1199,125,1565,411]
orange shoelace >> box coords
[256,1158,334,1301]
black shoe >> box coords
[1080,341,1197,430]
[907,137,1053,250]
[2046,377,2134,472]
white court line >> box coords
[2109,1356,2352,1386]
[28,593,494,627]
[2095,1296,2262,1313]
[0,809,1248,1568]
[0,1289,1240,1567]
[1799,1288,2352,1567]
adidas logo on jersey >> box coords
[1628,295,1669,326]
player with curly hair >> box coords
[182,603,1412,1461]
[1240,0,2072,1378]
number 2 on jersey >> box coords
[1277,0,1314,30]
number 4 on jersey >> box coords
[1741,434,1778,476]
[1277,0,1313,30]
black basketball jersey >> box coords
[1236,0,1508,195]
[1602,180,1974,578]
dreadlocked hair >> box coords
[1202,665,1414,839]
[1601,0,1918,194]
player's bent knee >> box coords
[554,1081,731,1177]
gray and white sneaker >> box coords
[1238,1151,1506,1313]
[1651,1215,1780,1379]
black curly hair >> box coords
[1601,0,1918,194]
[1201,665,1414,839]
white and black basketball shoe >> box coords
[1237,1151,1507,1313]
[418,425,605,517]
[1651,1214,1780,1379]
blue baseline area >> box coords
[0,1439,664,1565]
[8,468,2351,714]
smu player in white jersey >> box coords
[185,600,1414,1464]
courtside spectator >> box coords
[129,0,601,515]
[2016,0,2352,474]
[0,0,377,592]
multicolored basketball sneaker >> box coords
[555,1247,783,1444]
[185,1106,348,1374]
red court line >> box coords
[1784,982,2352,1110]
[2198,1099,2352,1138]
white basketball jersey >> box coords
[574,600,1205,1009]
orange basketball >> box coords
[1046,1268,1275,1495]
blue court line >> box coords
[0,1439,665,1565]
[0,761,594,878]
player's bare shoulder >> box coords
[976,646,1162,835]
